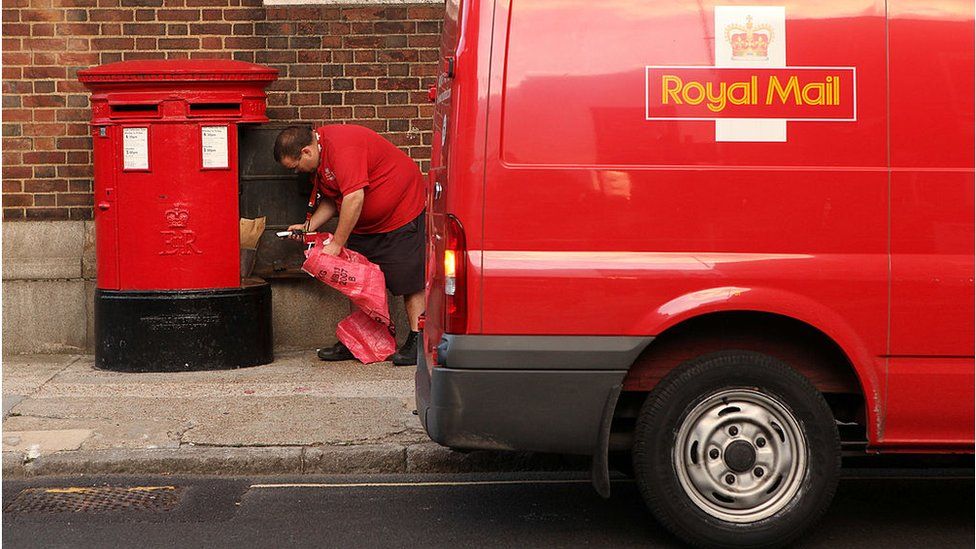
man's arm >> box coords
[323,188,364,255]
[287,198,336,237]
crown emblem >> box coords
[725,16,774,60]
[164,207,190,229]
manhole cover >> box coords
[3,486,182,514]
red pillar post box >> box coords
[79,60,278,372]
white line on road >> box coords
[250,479,623,489]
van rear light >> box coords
[444,214,467,333]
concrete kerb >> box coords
[1,443,589,479]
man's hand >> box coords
[286,223,307,242]
[321,239,343,256]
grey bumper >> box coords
[415,335,651,455]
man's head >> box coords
[274,126,319,174]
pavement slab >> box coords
[0,353,565,479]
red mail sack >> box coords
[302,234,396,364]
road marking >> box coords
[250,479,630,489]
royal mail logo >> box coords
[644,6,857,142]
[646,67,856,120]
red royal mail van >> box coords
[416,1,975,546]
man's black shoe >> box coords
[391,330,420,366]
[317,341,354,361]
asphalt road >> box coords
[3,471,973,548]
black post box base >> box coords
[95,279,274,372]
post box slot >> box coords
[109,104,160,118]
[189,103,241,117]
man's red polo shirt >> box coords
[313,124,425,234]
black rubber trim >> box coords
[422,366,626,455]
[437,334,653,370]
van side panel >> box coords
[479,0,888,433]
[883,1,974,446]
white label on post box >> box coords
[122,127,149,170]
[201,126,229,169]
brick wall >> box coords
[1,0,443,221]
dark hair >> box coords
[273,126,315,163]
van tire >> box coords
[632,351,840,548]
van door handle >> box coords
[434,182,443,199]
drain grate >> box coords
[3,486,182,514]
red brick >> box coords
[344,35,384,49]
[58,164,93,178]
[356,119,386,132]
[34,137,56,150]
[3,208,26,221]
[3,23,30,36]
[375,21,415,34]
[409,34,440,48]
[23,95,66,108]
[341,7,384,21]
[3,137,32,151]
[225,37,265,49]
[289,65,321,79]
[298,50,331,64]
[24,124,67,137]
[26,208,70,220]
[88,9,133,22]
[255,50,296,64]
[24,37,68,51]
[67,38,90,50]
[33,166,57,178]
[2,123,23,137]
[377,106,418,118]
[21,9,65,23]
[69,180,93,192]
[378,77,420,91]
[24,179,68,193]
[332,51,353,64]
[232,23,253,35]
[167,24,189,35]
[190,22,231,34]
[3,180,24,193]
[407,6,443,19]
[201,9,222,20]
[299,106,330,119]
[3,109,31,122]
[68,208,94,221]
[158,38,200,49]
[298,79,331,92]
[122,22,165,34]
[355,50,376,63]
[157,9,200,21]
[57,81,88,94]
[200,37,222,49]
[35,82,58,94]
[3,166,32,178]
[101,23,122,34]
[65,123,89,136]
[3,38,22,51]
[52,0,98,7]
[328,23,350,36]
[2,8,22,21]
[345,64,385,77]
[23,151,67,164]
[377,50,419,63]
[354,106,376,118]
[92,37,135,49]
[135,9,155,21]
[58,193,94,206]
[265,107,299,120]
[223,8,264,21]
[135,38,157,49]
[34,111,56,123]
[289,93,320,107]
[2,51,30,66]
[66,151,90,163]
[121,0,163,6]
[266,37,288,49]
[331,107,353,119]
[33,195,58,207]
[58,136,93,149]
[56,22,99,34]
[3,194,33,207]
[57,109,90,122]
[59,51,100,65]
[346,92,386,105]
[65,9,88,21]
[355,78,377,90]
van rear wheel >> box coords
[633,351,840,548]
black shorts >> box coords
[346,212,426,296]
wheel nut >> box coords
[729,426,739,436]
[756,437,766,448]
[725,474,735,485]
[709,449,720,460]
[754,467,764,478]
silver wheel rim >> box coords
[672,388,808,523]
